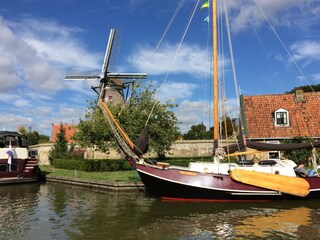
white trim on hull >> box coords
[0,177,38,184]
[137,168,280,196]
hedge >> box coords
[52,156,234,172]
[52,159,132,172]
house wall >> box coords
[29,140,235,165]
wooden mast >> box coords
[212,0,219,151]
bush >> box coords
[52,158,132,172]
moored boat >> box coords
[135,160,320,201]
[0,131,41,184]
[105,0,320,201]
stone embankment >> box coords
[46,175,145,191]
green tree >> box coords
[17,125,49,145]
[283,137,313,164]
[183,118,237,140]
[74,85,180,159]
[49,123,69,164]
[26,131,39,145]
[38,134,50,143]
[18,126,27,135]
[220,117,238,139]
[183,123,209,140]
[74,100,113,153]
[286,84,320,93]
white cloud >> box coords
[312,73,320,82]
[156,82,198,103]
[175,100,211,133]
[175,97,239,133]
[290,40,320,62]
[36,106,54,116]
[0,55,21,91]
[127,43,211,77]
[14,99,32,108]
[0,114,33,131]
[0,16,102,94]
[227,0,319,32]
[0,15,103,135]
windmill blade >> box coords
[101,29,116,74]
[63,28,148,103]
[64,74,101,81]
[107,73,147,79]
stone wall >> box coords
[30,139,236,165]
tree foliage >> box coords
[74,100,113,153]
[18,125,49,145]
[183,123,210,140]
[221,117,237,139]
[283,137,313,164]
[183,117,237,140]
[286,84,320,93]
[26,131,39,145]
[18,126,28,135]
[74,85,180,159]
[49,123,70,163]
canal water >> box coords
[0,182,320,240]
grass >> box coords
[40,165,142,183]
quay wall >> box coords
[29,140,236,165]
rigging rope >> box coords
[144,0,202,127]
[221,0,243,152]
[253,0,315,93]
[120,0,186,115]
[253,0,317,139]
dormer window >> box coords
[274,108,289,127]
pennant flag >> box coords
[200,1,209,9]
[7,142,13,165]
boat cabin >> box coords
[0,131,40,184]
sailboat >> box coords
[68,0,320,201]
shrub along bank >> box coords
[52,159,132,172]
[50,156,214,172]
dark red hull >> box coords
[0,158,40,184]
[136,164,320,201]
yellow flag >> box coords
[200,1,209,9]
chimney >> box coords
[295,89,305,103]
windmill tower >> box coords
[64,28,147,104]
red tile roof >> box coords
[51,124,76,143]
[242,92,320,139]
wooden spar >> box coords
[231,169,310,197]
[226,150,270,157]
[99,99,135,150]
[212,0,219,150]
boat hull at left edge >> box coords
[0,158,41,184]
[136,164,320,201]
[0,131,43,185]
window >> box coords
[267,141,280,160]
[274,108,289,127]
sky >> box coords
[0,0,319,137]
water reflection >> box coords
[0,182,320,239]
[235,207,311,238]
[135,202,320,240]
[0,183,40,240]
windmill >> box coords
[64,28,147,104]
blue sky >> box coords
[0,0,319,137]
